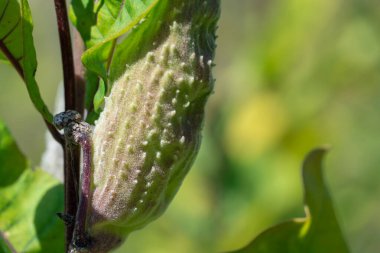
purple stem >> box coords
[73,135,92,247]
[53,0,79,249]
[53,0,76,111]
[63,145,79,246]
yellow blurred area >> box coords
[1,1,380,253]
[225,92,289,158]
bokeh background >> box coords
[1,0,379,252]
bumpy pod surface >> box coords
[88,0,219,251]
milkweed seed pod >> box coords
[87,0,220,251]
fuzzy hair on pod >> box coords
[87,1,220,252]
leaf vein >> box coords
[0,40,23,78]
[0,16,21,42]
[0,0,10,24]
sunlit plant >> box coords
[0,1,350,253]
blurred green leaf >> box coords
[0,0,54,123]
[0,120,64,253]
[228,148,350,253]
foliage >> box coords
[0,120,64,252]
[0,0,372,252]
[70,0,158,114]
[228,148,349,253]
[0,0,53,122]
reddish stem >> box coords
[53,0,76,111]
[73,136,92,247]
[0,40,24,79]
[53,0,79,249]
[63,145,80,249]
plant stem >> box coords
[0,231,18,253]
[63,145,80,250]
[73,135,92,247]
[0,42,64,145]
[53,0,79,250]
[45,119,64,145]
[0,41,24,79]
[73,29,85,113]
[53,0,76,111]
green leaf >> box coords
[70,0,159,114]
[107,0,168,83]
[0,120,64,253]
[0,0,54,123]
[228,148,350,253]
[93,78,106,113]
[84,70,99,113]
[81,0,158,79]
[0,0,23,72]
[70,0,159,54]
[69,0,95,47]
[0,123,27,188]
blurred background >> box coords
[1,0,379,252]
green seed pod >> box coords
[88,0,220,251]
